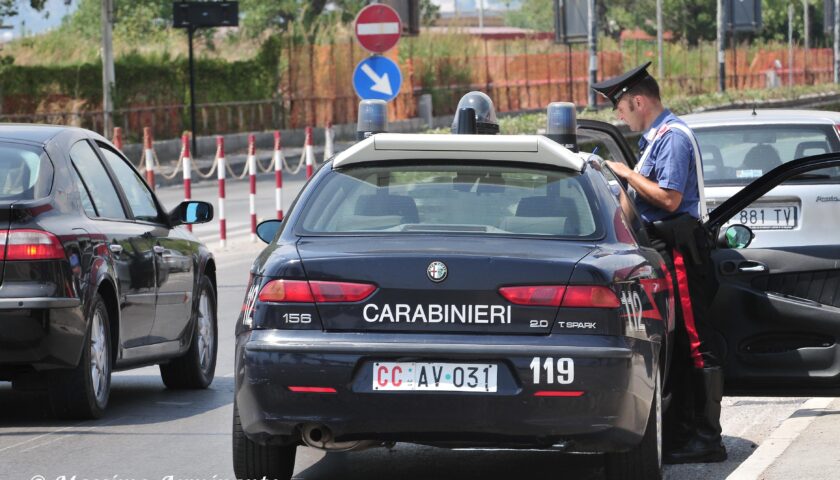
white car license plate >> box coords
[725,204,799,230]
[372,362,498,392]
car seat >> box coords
[512,196,581,235]
[794,141,829,159]
[699,144,724,180]
[741,144,782,173]
[354,194,420,224]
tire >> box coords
[604,370,663,480]
[48,293,112,419]
[232,403,296,480]
[160,275,218,389]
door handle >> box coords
[738,263,767,273]
[153,245,165,254]
[109,244,123,254]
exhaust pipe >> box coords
[300,424,378,452]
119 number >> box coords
[530,357,574,385]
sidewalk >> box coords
[727,397,840,479]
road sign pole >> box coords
[188,26,198,156]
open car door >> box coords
[705,153,840,395]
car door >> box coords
[96,143,195,344]
[578,122,840,395]
[704,153,840,395]
[69,140,157,348]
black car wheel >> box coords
[604,370,663,480]
[160,275,218,389]
[233,403,296,480]
[48,293,112,419]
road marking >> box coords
[21,417,124,452]
[0,423,87,453]
[155,401,193,406]
[726,397,834,480]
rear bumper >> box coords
[0,296,85,371]
[235,330,658,452]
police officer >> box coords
[592,62,727,464]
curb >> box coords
[725,397,834,480]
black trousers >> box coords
[649,228,723,445]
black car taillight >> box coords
[0,229,65,261]
[258,279,377,303]
[498,285,620,308]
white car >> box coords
[683,109,840,247]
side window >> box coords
[70,141,126,219]
[70,165,98,217]
[98,145,161,223]
[578,129,640,166]
[600,166,650,245]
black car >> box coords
[0,125,218,419]
[232,127,840,480]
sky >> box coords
[0,0,524,41]
[2,0,77,40]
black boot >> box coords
[663,367,727,464]
[662,369,695,453]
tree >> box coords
[0,0,49,20]
[421,0,440,27]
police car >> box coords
[232,96,840,480]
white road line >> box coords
[20,417,123,453]
[0,423,87,454]
[726,397,834,480]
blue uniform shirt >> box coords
[632,109,701,223]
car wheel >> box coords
[233,403,296,480]
[49,293,112,419]
[160,275,218,389]
[604,369,663,480]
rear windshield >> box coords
[0,143,53,201]
[297,162,601,238]
[695,124,840,185]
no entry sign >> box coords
[354,4,402,53]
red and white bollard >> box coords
[112,127,123,151]
[217,136,227,248]
[274,131,283,220]
[248,134,257,243]
[323,122,334,162]
[305,126,314,179]
[143,127,155,191]
[182,133,192,232]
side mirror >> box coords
[170,201,214,226]
[256,219,283,244]
[718,224,754,249]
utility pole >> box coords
[478,0,484,29]
[587,0,597,108]
[788,3,794,87]
[717,0,725,91]
[101,0,115,136]
[835,0,839,83]
[656,0,663,79]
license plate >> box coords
[372,362,498,392]
[724,204,799,230]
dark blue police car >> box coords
[232,120,840,480]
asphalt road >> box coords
[0,172,814,480]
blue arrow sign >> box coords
[353,56,402,102]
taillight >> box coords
[258,279,315,302]
[258,279,376,303]
[0,229,65,261]
[561,285,621,308]
[310,281,377,302]
[499,285,566,306]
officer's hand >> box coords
[605,160,633,180]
